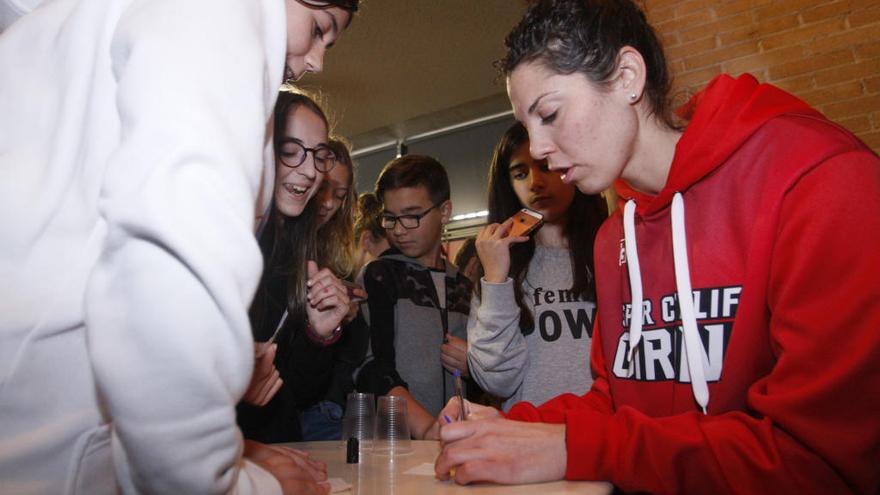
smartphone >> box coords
[507,208,544,237]
[342,280,367,302]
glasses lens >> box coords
[399,216,419,229]
[314,147,337,172]
[380,216,397,229]
[280,141,306,168]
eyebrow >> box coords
[527,91,557,115]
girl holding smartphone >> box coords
[466,122,607,411]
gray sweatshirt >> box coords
[467,245,596,411]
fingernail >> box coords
[443,415,453,424]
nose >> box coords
[529,131,554,163]
[529,168,546,191]
[319,187,333,210]
[298,155,317,180]
[391,220,408,237]
[304,45,326,74]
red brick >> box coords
[666,36,718,62]
[753,0,808,21]
[769,49,855,80]
[808,24,880,55]
[837,114,873,133]
[772,74,816,95]
[855,41,880,61]
[723,45,806,75]
[683,40,760,71]
[814,58,880,86]
[800,0,854,24]
[674,0,715,17]
[647,5,676,24]
[759,17,847,52]
[848,5,880,28]
[865,76,880,94]
[673,64,723,90]
[655,9,716,34]
[714,0,775,18]
[856,130,880,151]
[823,94,880,119]
[677,12,752,42]
[798,80,865,107]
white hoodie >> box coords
[0,0,285,493]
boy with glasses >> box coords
[356,155,473,439]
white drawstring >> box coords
[671,193,709,414]
[623,200,643,365]
[623,194,709,414]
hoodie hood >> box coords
[615,74,824,413]
[615,73,822,216]
[379,247,461,278]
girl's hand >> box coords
[242,342,282,406]
[306,261,350,337]
[475,219,529,283]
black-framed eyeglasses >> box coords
[278,140,338,173]
[381,202,443,230]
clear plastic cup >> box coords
[341,392,375,450]
[372,395,413,456]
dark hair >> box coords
[300,0,360,14]
[501,0,677,129]
[273,89,331,157]
[354,192,385,242]
[250,90,329,345]
[453,237,479,284]
[317,137,357,278]
[482,122,607,333]
[375,154,450,205]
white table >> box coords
[284,440,613,495]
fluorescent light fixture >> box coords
[451,210,488,222]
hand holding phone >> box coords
[507,208,544,238]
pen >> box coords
[453,369,467,420]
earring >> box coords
[630,93,638,101]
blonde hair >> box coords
[316,137,356,278]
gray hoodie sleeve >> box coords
[466,277,529,399]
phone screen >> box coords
[508,208,544,237]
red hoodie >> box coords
[505,74,880,494]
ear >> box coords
[614,46,648,106]
[439,200,453,225]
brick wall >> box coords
[644,0,880,151]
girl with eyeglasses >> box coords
[238,90,352,446]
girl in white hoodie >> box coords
[0,1,359,494]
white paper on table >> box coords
[327,477,352,493]
[403,462,437,476]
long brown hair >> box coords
[316,138,357,278]
[250,90,330,344]
[480,122,607,333]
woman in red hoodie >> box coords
[434,1,880,493]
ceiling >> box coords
[297,0,529,152]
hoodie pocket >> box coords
[66,423,116,495]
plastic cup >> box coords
[372,395,413,456]
[341,392,375,450]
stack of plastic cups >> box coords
[342,392,375,451]
[372,395,413,456]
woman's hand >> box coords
[306,260,350,337]
[242,342,282,406]
[423,396,501,440]
[475,220,529,283]
[434,418,567,486]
